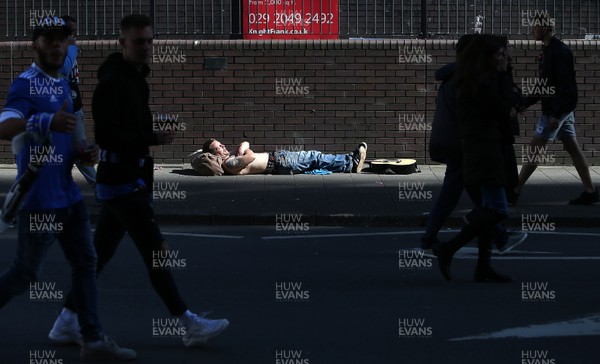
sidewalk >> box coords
[0,164,598,227]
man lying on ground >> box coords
[202,139,367,175]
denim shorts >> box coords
[534,112,576,141]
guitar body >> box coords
[370,159,418,175]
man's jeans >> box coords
[274,150,352,174]
[0,200,103,342]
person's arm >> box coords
[58,45,78,79]
[222,150,256,175]
[237,141,250,156]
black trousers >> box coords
[64,188,188,316]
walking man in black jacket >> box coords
[48,14,229,348]
[514,13,598,205]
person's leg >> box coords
[59,203,126,313]
[72,110,97,185]
[104,189,188,316]
[0,210,56,309]
[515,136,547,194]
[105,188,229,346]
[287,150,353,173]
[421,156,464,248]
[561,137,596,193]
[55,201,104,343]
[433,185,507,281]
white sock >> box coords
[60,308,77,323]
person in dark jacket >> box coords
[514,13,598,205]
[48,14,229,348]
[422,35,527,256]
[433,35,514,282]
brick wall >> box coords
[1,39,599,165]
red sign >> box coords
[243,0,339,39]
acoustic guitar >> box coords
[370,159,418,175]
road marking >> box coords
[261,231,426,240]
[421,247,600,261]
[262,229,600,240]
[161,232,244,239]
[450,314,600,341]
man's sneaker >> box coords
[49,315,83,346]
[351,142,367,173]
[569,188,599,205]
[495,231,528,255]
[182,313,229,347]
[80,336,136,362]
